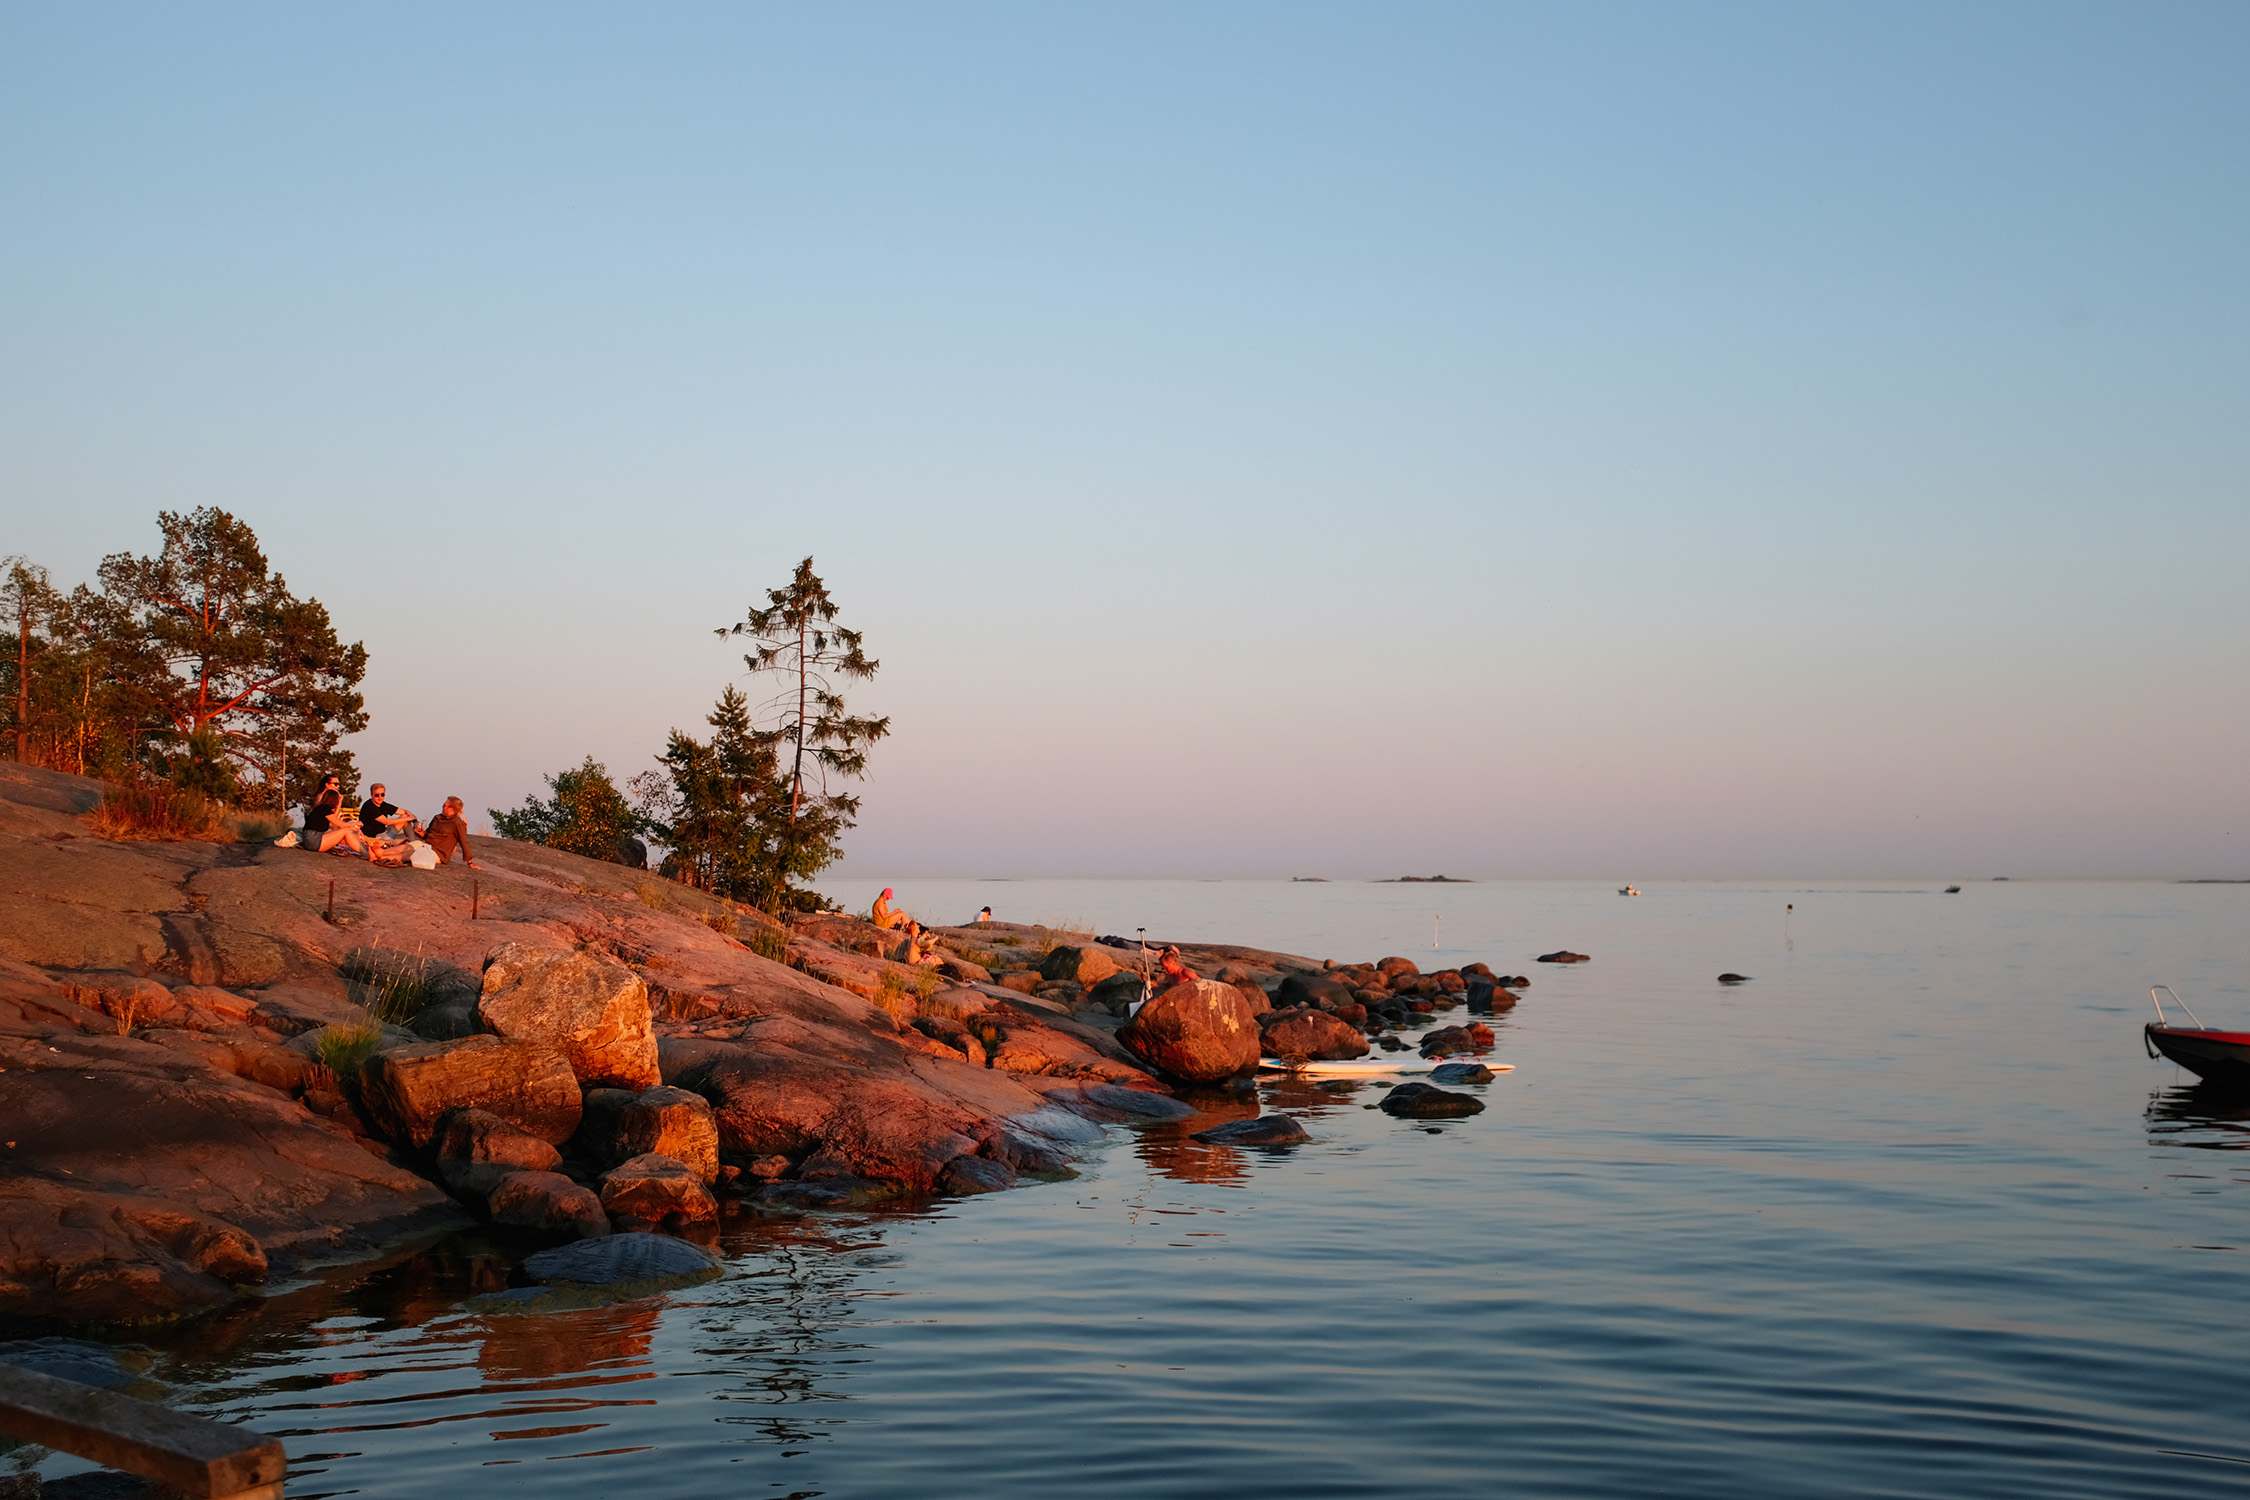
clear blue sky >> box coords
[4,3,2245,877]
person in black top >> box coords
[308,775,343,835]
[358,783,416,841]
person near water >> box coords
[421,797,480,868]
[975,905,993,924]
[871,888,900,929]
[1159,945,1200,989]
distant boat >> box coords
[1944,885,1961,894]
[2145,986,2250,1086]
[1618,885,1640,896]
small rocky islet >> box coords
[0,760,1524,1329]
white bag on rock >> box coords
[406,840,439,870]
[273,830,300,848]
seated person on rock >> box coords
[974,905,993,924]
[314,774,372,856]
[359,782,418,843]
[1159,944,1201,990]
[420,796,481,869]
[871,887,901,929]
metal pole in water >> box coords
[1433,914,1440,949]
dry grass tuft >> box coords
[86,785,235,842]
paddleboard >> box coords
[1261,1056,1513,1076]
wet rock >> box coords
[1191,1115,1309,1146]
[1718,973,1751,984]
[1419,1023,1495,1057]
[0,1338,157,1390]
[479,942,660,1089]
[748,1155,790,1180]
[1379,1082,1485,1118]
[358,1034,583,1148]
[1428,1062,1496,1084]
[1116,979,1262,1083]
[434,1108,563,1172]
[1462,962,1494,979]
[1079,1083,1200,1121]
[1498,975,1530,989]
[521,1231,720,1292]
[487,1170,609,1238]
[1376,956,1420,981]
[1041,945,1122,985]
[1374,1034,1408,1052]
[1536,951,1589,964]
[940,1155,1018,1194]
[599,1153,719,1226]
[1261,1008,1370,1061]
[1275,972,1354,1011]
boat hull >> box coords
[2146,1025,2250,1085]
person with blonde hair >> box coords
[420,796,480,869]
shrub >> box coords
[915,970,939,1002]
[86,784,234,842]
[313,1020,382,1073]
[872,967,917,1022]
[700,909,739,938]
[234,813,290,843]
[743,925,790,963]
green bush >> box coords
[313,1020,381,1073]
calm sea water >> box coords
[30,880,2250,1498]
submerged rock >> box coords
[939,1155,1018,1194]
[1428,1062,1496,1084]
[1191,1115,1309,1147]
[1379,1082,1485,1119]
[1419,1023,1495,1057]
[1536,951,1589,964]
[521,1231,721,1292]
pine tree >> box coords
[717,558,889,912]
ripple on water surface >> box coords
[19,881,2250,1498]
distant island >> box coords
[1381,875,1471,883]
[1290,877,1329,883]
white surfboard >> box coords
[1261,1055,1513,1076]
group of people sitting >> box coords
[305,774,479,870]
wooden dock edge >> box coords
[0,1364,284,1499]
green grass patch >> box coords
[313,1019,382,1074]
[340,947,435,1024]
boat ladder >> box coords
[2148,984,2207,1029]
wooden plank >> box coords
[0,1364,285,1498]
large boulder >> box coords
[578,1086,721,1183]
[599,1153,718,1226]
[522,1232,720,1292]
[1116,980,1261,1083]
[1191,1114,1309,1146]
[1261,1009,1369,1061]
[487,1170,609,1238]
[478,942,660,1089]
[1041,945,1122,986]
[1377,956,1420,981]
[358,1035,583,1148]
[1276,972,1354,1011]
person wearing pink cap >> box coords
[871,887,901,929]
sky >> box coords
[3,3,2245,879]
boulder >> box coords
[1462,962,1494,978]
[1428,1062,1496,1084]
[1536,951,1589,964]
[939,1155,1018,1195]
[1718,973,1751,984]
[409,995,482,1041]
[487,1171,609,1238]
[1116,980,1262,1083]
[522,1232,720,1292]
[579,1086,721,1182]
[598,1153,719,1226]
[937,956,993,984]
[1275,972,1354,1011]
[1418,1023,1495,1056]
[995,970,1042,994]
[1078,1083,1200,1121]
[1041,945,1122,985]
[1191,1115,1309,1146]
[1377,956,1420,981]
[1261,1009,1370,1061]
[358,1035,583,1148]
[479,942,661,1089]
[1086,971,1147,1012]
[433,1108,563,1172]
[1379,1082,1485,1118]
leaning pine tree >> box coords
[716,557,889,913]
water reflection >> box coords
[2147,1082,2250,1145]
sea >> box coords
[21,878,2250,1498]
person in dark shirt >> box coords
[307,774,343,835]
[358,783,415,841]
[421,796,480,868]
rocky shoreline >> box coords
[0,761,1516,1329]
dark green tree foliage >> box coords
[4,513,367,806]
[490,756,639,863]
[715,557,889,912]
[641,686,808,906]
